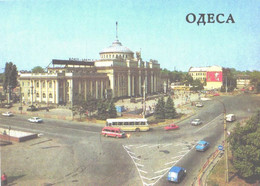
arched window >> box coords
[49,82,52,88]
[36,82,39,88]
[43,93,46,98]
[36,93,39,97]
[43,82,45,88]
[49,93,52,98]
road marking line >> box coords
[132,156,140,161]
[171,155,183,159]
[127,151,135,155]
[124,145,130,149]
[163,143,172,147]
[164,160,177,165]
[148,144,159,148]
[136,144,148,148]
[136,163,144,167]
[195,113,223,133]
[141,175,162,181]
[139,169,148,174]
[178,150,190,154]
[155,167,171,174]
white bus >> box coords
[106,118,149,132]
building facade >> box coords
[189,66,223,90]
[19,38,161,105]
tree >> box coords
[182,73,193,86]
[97,99,109,120]
[229,111,260,179]
[83,96,97,116]
[250,71,260,93]
[190,79,204,91]
[3,62,18,103]
[107,100,117,118]
[32,66,45,73]
[154,96,165,119]
[164,96,177,119]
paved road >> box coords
[1,94,259,185]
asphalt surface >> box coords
[0,93,259,186]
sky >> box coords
[0,0,259,72]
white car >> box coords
[191,119,202,126]
[195,102,203,107]
[28,117,43,123]
[2,111,14,117]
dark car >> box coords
[27,105,38,111]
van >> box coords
[101,127,126,138]
[167,166,186,183]
[226,114,236,122]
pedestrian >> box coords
[1,172,7,185]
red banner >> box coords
[206,71,222,82]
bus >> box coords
[106,118,150,132]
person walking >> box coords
[1,172,7,185]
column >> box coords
[131,75,135,96]
[139,71,142,95]
[128,71,131,96]
[39,81,42,102]
[56,80,59,104]
[52,80,55,103]
[101,80,104,99]
[96,80,98,99]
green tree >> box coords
[3,62,18,103]
[32,66,45,73]
[182,73,193,86]
[83,95,97,116]
[154,96,165,119]
[108,100,117,118]
[250,71,260,93]
[229,111,260,179]
[97,99,109,120]
[164,96,177,119]
[190,79,204,91]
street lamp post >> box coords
[216,99,229,183]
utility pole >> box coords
[70,80,74,120]
[225,76,228,93]
[216,99,229,183]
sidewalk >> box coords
[0,92,203,125]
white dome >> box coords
[100,40,134,54]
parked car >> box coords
[213,93,220,96]
[191,119,202,126]
[27,105,38,112]
[2,111,13,117]
[196,140,210,151]
[167,166,186,183]
[195,102,203,107]
[164,124,179,131]
[4,104,12,109]
[28,117,43,123]
[101,127,126,138]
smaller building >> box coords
[236,75,251,89]
[189,66,223,90]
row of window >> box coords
[101,54,129,59]
[111,122,146,126]
[25,93,54,98]
[190,72,206,76]
[21,81,55,88]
